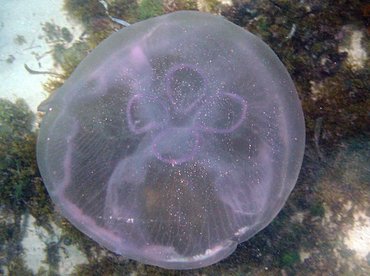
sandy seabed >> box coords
[0,0,82,113]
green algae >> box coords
[309,201,325,218]
[0,99,36,211]
[138,0,164,19]
[280,251,300,267]
[64,0,107,28]
[42,22,73,44]
[163,0,198,13]
[6,256,33,276]
[0,99,52,224]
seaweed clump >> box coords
[0,99,37,212]
[0,98,52,221]
[223,0,370,146]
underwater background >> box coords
[0,0,369,275]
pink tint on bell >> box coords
[37,11,305,269]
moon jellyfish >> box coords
[37,11,305,269]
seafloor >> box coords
[0,0,369,275]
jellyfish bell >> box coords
[37,11,305,269]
